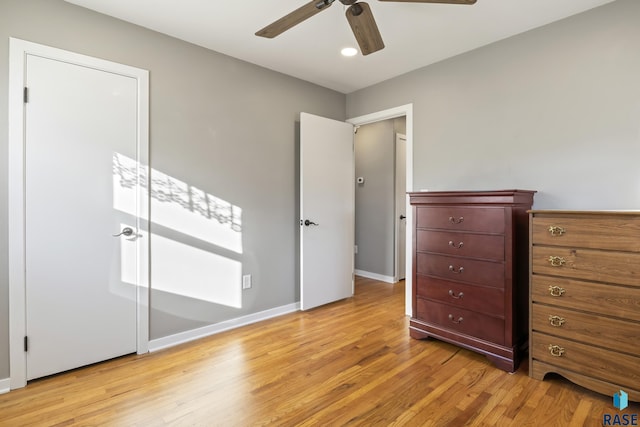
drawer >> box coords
[417,253,504,288]
[417,230,504,260]
[531,245,640,288]
[531,331,640,390]
[416,298,505,344]
[531,275,640,322]
[416,206,505,233]
[416,275,505,317]
[532,214,640,252]
[531,303,640,355]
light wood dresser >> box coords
[409,190,535,372]
[529,210,640,401]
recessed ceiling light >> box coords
[341,47,358,57]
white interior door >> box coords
[24,54,139,380]
[300,113,354,310]
[395,134,407,281]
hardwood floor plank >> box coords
[1,277,637,426]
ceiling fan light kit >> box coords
[341,47,359,56]
[256,0,477,56]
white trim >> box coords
[8,38,149,389]
[135,54,151,356]
[0,378,10,395]
[394,133,407,283]
[148,303,300,352]
[8,38,26,390]
[347,104,414,316]
[354,270,395,284]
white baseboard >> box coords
[148,302,300,352]
[0,378,10,395]
[355,269,396,283]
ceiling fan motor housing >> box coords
[315,0,335,10]
[349,3,364,15]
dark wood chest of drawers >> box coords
[409,190,535,372]
[529,210,640,401]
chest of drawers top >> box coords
[409,190,537,206]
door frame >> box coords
[394,133,407,283]
[347,104,413,316]
[8,38,150,389]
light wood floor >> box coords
[1,277,637,426]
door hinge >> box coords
[23,87,29,103]
[24,336,28,352]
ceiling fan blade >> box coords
[345,2,385,56]
[378,0,476,4]
[256,0,334,38]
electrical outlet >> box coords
[354,245,358,254]
[242,274,252,289]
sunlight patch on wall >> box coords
[152,233,242,308]
[112,152,242,253]
[151,169,242,254]
[113,153,244,308]
[118,226,241,308]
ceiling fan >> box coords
[256,0,477,56]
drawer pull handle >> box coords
[548,226,566,237]
[448,241,464,249]
[448,265,464,274]
[448,314,463,324]
[548,256,566,267]
[548,315,566,327]
[448,290,464,299]
[548,344,565,357]
[548,286,566,297]
[448,216,464,224]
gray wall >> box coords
[0,0,345,379]
[347,0,640,210]
[354,117,407,279]
[355,120,395,277]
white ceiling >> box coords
[65,0,616,94]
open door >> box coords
[300,113,354,310]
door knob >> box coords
[302,219,318,226]
[400,215,406,220]
[113,227,134,237]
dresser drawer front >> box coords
[417,230,504,260]
[531,332,640,390]
[532,215,640,252]
[416,207,505,233]
[416,275,505,317]
[531,246,640,288]
[417,253,504,288]
[531,304,640,355]
[531,275,640,322]
[416,299,505,344]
